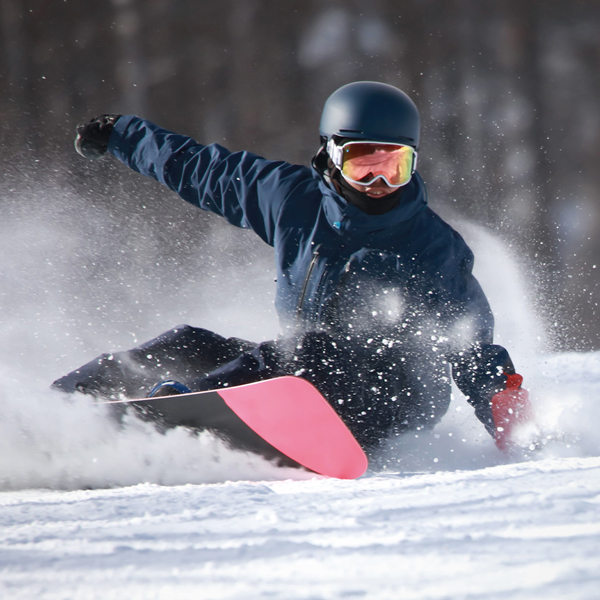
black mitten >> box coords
[74,114,121,159]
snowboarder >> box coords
[53,81,533,453]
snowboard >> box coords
[104,376,368,479]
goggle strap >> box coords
[326,138,343,169]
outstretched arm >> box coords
[74,114,312,246]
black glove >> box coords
[74,114,121,159]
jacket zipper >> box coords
[295,244,322,325]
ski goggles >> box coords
[327,139,417,188]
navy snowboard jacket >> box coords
[108,115,515,435]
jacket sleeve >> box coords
[108,115,311,246]
[450,343,516,436]
[417,218,496,347]
[418,219,515,437]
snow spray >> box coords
[0,182,598,488]
[0,182,295,490]
[376,219,600,471]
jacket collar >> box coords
[313,169,428,236]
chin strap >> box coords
[491,372,536,454]
[311,145,333,187]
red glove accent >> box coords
[491,373,533,454]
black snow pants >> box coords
[52,324,452,450]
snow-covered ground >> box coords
[2,452,600,600]
[1,185,599,598]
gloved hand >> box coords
[74,114,121,159]
[491,373,538,454]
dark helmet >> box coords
[319,81,420,149]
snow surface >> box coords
[2,454,600,600]
[1,186,600,598]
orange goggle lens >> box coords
[331,141,416,188]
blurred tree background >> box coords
[1,0,599,350]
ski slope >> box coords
[1,414,600,599]
[1,188,599,598]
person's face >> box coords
[327,140,416,199]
